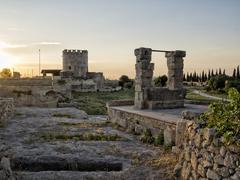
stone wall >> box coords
[0,78,52,86]
[0,98,14,125]
[107,100,176,146]
[174,121,240,180]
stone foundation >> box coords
[174,121,240,180]
[0,98,14,125]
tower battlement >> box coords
[63,49,88,54]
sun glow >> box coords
[0,51,19,70]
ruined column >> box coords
[134,47,154,109]
[166,51,186,90]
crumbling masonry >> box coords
[134,47,186,109]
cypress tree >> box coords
[219,68,222,75]
[201,71,205,82]
[211,69,214,77]
[183,73,186,81]
[204,73,207,82]
[223,69,226,75]
[237,65,240,79]
[187,72,190,81]
[215,69,218,76]
[208,70,211,80]
[193,71,197,82]
[233,68,236,78]
[190,73,193,82]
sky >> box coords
[0,0,239,78]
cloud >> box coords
[38,42,61,45]
[0,42,27,49]
[0,41,61,49]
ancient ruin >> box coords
[134,47,186,109]
[43,49,106,91]
[0,49,120,107]
[108,47,206,147]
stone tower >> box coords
[62,49,88,77]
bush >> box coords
[208,75,230,91]
[225,80,240,92]
[124,81,133,89]
[154,75,168,87]
[199,88,240,146]
[140,129,154,144]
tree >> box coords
[187,72,190,82]
[237,65,240,79]
[201,71,205,82]
[193,71,197,82]
[154,75,168,87]
[233,68,236,79]
[183,73,186,81]
[208,70,211,80]
[0,68,11,78]
[119,75,131,87]
[211,69,214,77]
[208,75,229,91]
[223,69,226,75]
[190,73,193,82]
[219,68,222,75]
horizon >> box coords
[0,0,240,78]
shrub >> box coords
[199,88,240,146]
[208,75,230,91]
[225,80,240,92]
[154,75,168,87]
[154,133,164,146]
[140,129,154,144]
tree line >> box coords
[184,66,240,82]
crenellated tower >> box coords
[62,49,88,77]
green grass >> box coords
[72,89,134,115]
[41,132,123,141]
[185,91,218,104]
[58,121,111,127]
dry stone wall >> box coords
[0,98,14,125]
[175,121,240,180]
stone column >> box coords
[134,47,154,109]
[166,50,186,90]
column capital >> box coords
[165,50,186,58]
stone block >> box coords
[164,126,175,146]
[206,169,221,180]
[175,120,188,147]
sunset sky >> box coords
[0,0,239,78]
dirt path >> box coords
[192,89,230,102]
